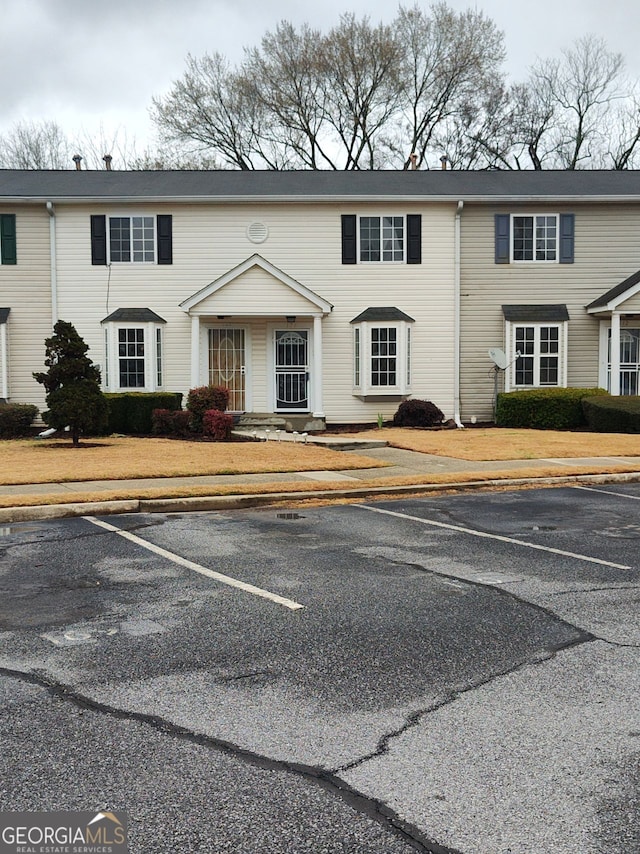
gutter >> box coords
[454,200,464,428]
[46,201,57,326]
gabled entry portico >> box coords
[179,254,333,417]
[587,270,640,395]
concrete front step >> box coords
[237,412,326,433]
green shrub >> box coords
[202,409,234,441]
[0,403,39,438]
[151,408,193,438]
[393,398,444,428]
[495,388,607,429]
[104,392,182,434]
[582,395,640,433]
[186,385,230,432]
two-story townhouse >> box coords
[2,169,640,428]
[0,170,458,426]
[458,171,640,422]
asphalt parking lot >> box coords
[0,484,639,853]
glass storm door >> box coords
[209,328,245,411]
[275,329,309,410]
[608,327,640,395]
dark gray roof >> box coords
[101,308,166,324]
[502,304,570,322]
[0,308,10,324]
[586,269,640,310]
[351,307,415,323]
[4,169,640,203]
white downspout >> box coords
[454,200,464,427]
[46,201,57,326]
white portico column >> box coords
[191,315,201,388]
[610,311,621,396]
[312,315,324,417]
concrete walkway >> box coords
[2,436,640,523]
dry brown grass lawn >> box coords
[343,427,640,461]
[0,437,386,485]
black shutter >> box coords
[341,214,357,264]
[494,214,510,264]
[0,214,17,265]
[157,214,173,265]
[406,214,421,264]
[559,214,575,264]
[91,215,107,265]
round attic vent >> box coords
[247,222,269,244]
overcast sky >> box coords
[2,0,639,159]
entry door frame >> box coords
[267,322,313,413]
[203,323,251,413]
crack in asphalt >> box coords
[332,632,593,775]
[0,665,463,854]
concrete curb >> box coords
[1,471,640,523]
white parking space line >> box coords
[573,485,640,501]
[355,505,631,570]
[84,517,305,611]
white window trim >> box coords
[107,213,157,264]
[505,320,568,391]
[103,321,164,392]
[358,215,406,264]
[511,213,559,264]
[352,320,412,396]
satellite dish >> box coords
[488,348,508,370]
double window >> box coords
[513,325,560,386]
[495,214,574,264]
[341,215,421,264]
[359,216,404,262]
[110,216,155,263]
[352,309,413,395]
[91,214,172,265]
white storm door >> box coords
[274,329,309,411]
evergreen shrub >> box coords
[0,403,39,438]
[582,395,640,433]
[495,388,607,429]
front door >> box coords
[209,328,246,411]
[607,327,640,394]
[274,329,309,410]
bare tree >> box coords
[151,53,275,169]
[243,22,332,169]
[390,3,506,168]
[318,14,401,169]
[0,120,71,169]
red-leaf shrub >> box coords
[393,398,444,428]
[202,409,233,441]
[152,408,193,437]
[186,385,230,431]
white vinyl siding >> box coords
[0,206,51,408]
[47,201,455,423]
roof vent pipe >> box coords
[103,154,112,171]
[440,155,448,170]
[409,152,418,170]
[72,154,82,170]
